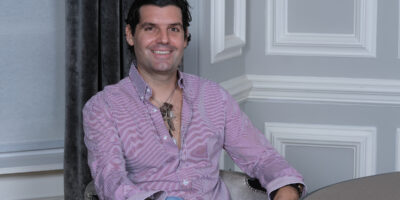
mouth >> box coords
[152,50,172,55]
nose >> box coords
[157,29,169,44]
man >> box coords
[83,0,305,199]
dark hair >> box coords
[125,0,192,53]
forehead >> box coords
[138,5,183,24]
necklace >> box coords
[151,84,178,137]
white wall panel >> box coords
[265,0,377,57]
[210,0,246,63]
[264,123,377,177]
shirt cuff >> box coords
[266,176,307,199]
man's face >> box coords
[126,5,187,75]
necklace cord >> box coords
[151,84,178,137]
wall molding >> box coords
[31,196,64,200]
[220,74,400,106]
[0,139,64,153]
[265,0,377,57]
[219,75,252,103]
[265,123,377,177]
[0,148,64,175]
[210,0,246,63]
[33,196,65,200]
[396,129,400,171]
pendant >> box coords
[160,103,175,136]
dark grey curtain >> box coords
[65,0,134,199]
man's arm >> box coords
[220,89,306,200]
[271,185,302,200]
[83,93,165,200]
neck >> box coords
[137,67,179,101]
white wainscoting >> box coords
[264,123,377,177]
[0,148,63,175]
[265,0,377,57]
[220,75,400,106]
[210,0,246,63]
[0,143,64,199]
[0,170,64,200]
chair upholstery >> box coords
[84,170,268,200]
[304,172,400,200]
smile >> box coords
[152,50,171,55]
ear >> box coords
[184,31,190,48]
[125,25,135,46]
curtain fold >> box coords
[65,0,133,199]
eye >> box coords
[169,27,181,32]
[144,26,153,31]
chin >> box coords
[153,64,178,73]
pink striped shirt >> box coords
[83,64,304,200]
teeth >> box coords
[153,50,170,55]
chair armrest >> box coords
[220,170,268,200]
[84,181,98,200]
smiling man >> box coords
[83,0,305,200]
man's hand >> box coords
[272,185,300,200]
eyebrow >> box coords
[169,23,183,27]
[140,22,156,28]
[139,22,183,28]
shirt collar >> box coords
[128,63,186,102]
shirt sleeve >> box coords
[83,93,166,200]
[221,89,306,199]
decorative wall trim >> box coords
[219,75,252,103]
[0,139,64,153]
[265,0,377,57]
[210,0,246,63]
[32,196,64,200]
[220,75,400,106]
[265,123,377,177]
[396,129,400,171]
[0,148,64,175]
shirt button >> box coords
[140,96,144,100]
[182,180,189,186]
[146,88,151,93]
[153,108,158,113]
[163,135,168,140]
